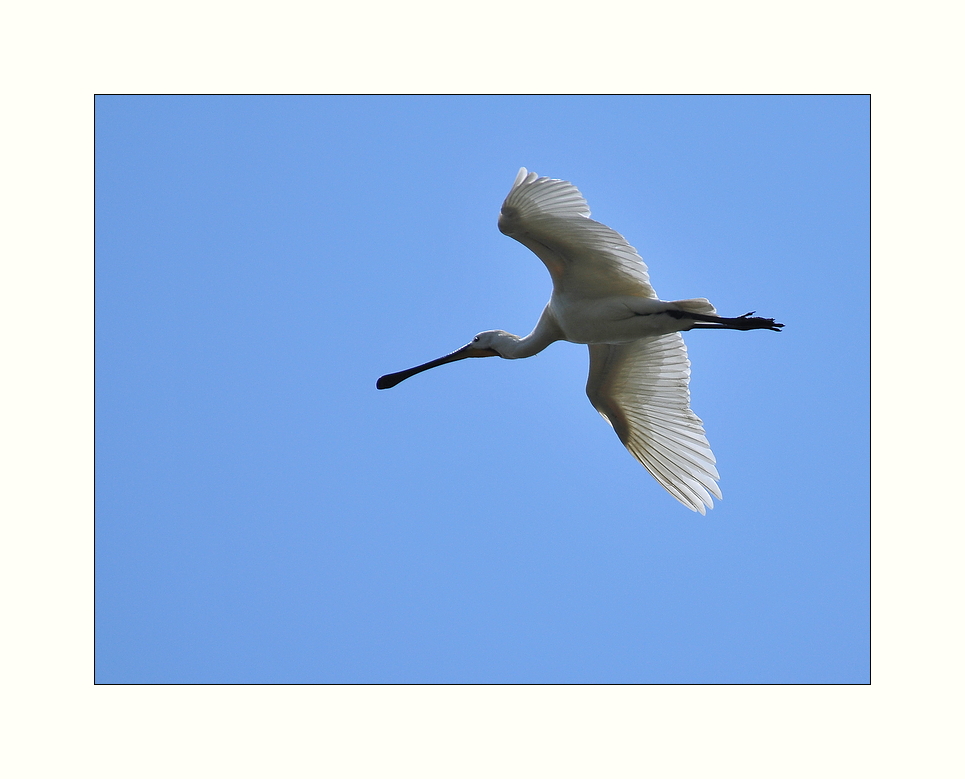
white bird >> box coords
[378,168,783,513]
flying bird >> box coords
[377,168,783,513]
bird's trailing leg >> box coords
[668,309,784,331]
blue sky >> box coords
[96,95,869,683]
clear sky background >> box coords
[96,95,869,683]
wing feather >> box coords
[498,167,656,298]
[586,335,721,514]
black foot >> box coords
[676,309,785,331]
[732,311,784,331]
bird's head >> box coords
[468,330,516,358]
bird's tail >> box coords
[672,298,717,315]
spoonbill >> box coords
[377,168,783,513]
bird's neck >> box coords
[500,304,563,359]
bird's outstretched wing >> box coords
[586,334,721,513]
[498,167,656,299]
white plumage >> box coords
[378,168,783,513]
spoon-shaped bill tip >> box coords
[376,373,406,390]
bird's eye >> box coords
[473,336,479,343]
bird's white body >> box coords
[528,294,716,349]
[378,168,782,514]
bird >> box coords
[377,168,783,513]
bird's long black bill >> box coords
[376,344,499,389]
